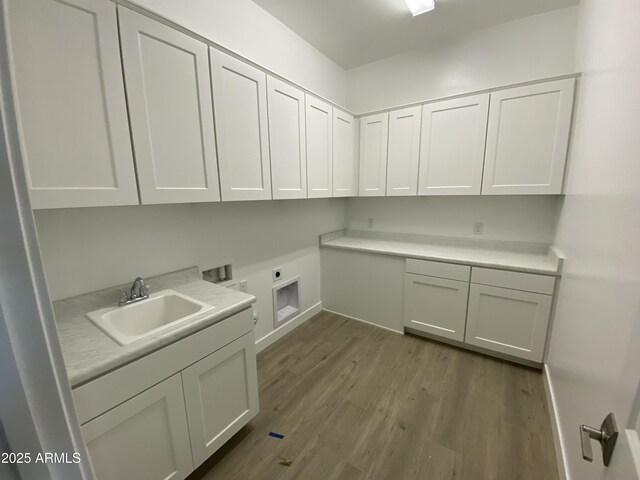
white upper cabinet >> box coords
[305,96,333,198]
[7,0,138,209]
[210,49,271,201]
[419,94,489,196]
[482,79,575,195]
[267,77,307,200]
[386,106,421,196]
[359,113,389,197]
[333,109,358,197]
[119,8,220,205]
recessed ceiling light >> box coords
[404,0,435,16]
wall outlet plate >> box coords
[272,267,282,282]
[473,222,484,235]
[239,280,248,293]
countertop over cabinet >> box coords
[54,267,255,387]
[320,230,563,276]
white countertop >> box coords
[320,230,562,276]
[54,267,255,387]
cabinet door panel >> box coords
[182,333,259,468]
[210,49,271,201]
[465,284,552,362]
[268,77,307,199]
[482,79,575,195]
[333,109,357,197]
[119,7,220,204]
[82,374,192,480]
[404,273,469,341]
[7,0,138,209]
[387,106,421,196]
[419,94,489,195]
[359,113,389,196]
[306,96,333,198]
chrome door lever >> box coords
[580,412,618,467]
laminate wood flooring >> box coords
[188,311,558,480]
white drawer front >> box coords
[471,267,555,294]
[406,258,470,282]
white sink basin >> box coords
[86,290,215,345]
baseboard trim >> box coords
[255,301,323,353]
[322,309,404,334]
[543,365,569,480]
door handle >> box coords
[580,412,618,467]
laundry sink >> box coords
[86,290,215,345]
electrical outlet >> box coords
[473,222,484,235]
[367,218,374,229]
[272,267,282,282]
[239,280,248,293]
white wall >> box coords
[346,7,578,113]
[34,200,345,344]
[545,0,640,478]
[128,0,347,106]
[346,196,560,244]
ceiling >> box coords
[251,0,579,69]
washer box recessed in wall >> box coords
[272,276,300,329]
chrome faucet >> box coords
[118,277,150,306]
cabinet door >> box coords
[210,49,271,201]
[482,79,575,195]
[182,332,259,468]
[119,8,220,205]
[465,284,552,362]
[82,374,192,480]
[386,106,421,196]
[7,0,138,209]
[333,109,358,197]
[404,273,469,341]
[418,94,489,195]
[267,77,307,199]
[359,113,389,196]
[306,96,333,198]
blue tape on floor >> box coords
[268,432,285,439]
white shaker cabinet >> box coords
[182,333,259,468]
[7,0,138,209]
[386,106,422,196]
[333,109,358,197]
[465,268,554,362]
[305,96,333,198]
[82,374,193,480]
[267,77,307,199]
[210,49,272,201]
[418,94,489,195]
[359,113,389,196]
[119,8,220,204]
[482,79,575,194]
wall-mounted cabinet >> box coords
[482,79,575,195]
[333,109,358,197]
[305,96,333,198]
[418,94,489,195]
[386,106,421,196]
[8,0,139,209]
[210,49,272,201]
[359,113,389,196]
[119,7,220,205]
[267,77,307,199]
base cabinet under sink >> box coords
[76,309,258,480]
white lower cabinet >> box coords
[182,332,259,468]
[77,309,258,480]
[404,273,469,341]
[464,284,552,362]
[82,374,192,480]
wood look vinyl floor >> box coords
[188,311,559,480]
